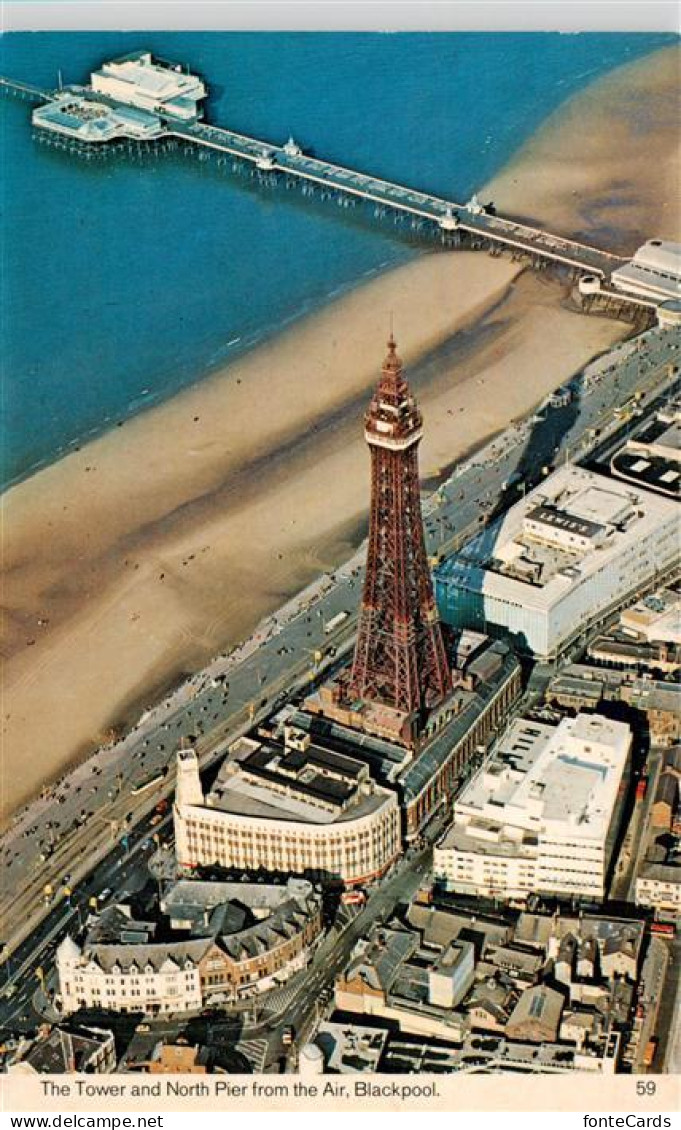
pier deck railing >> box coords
[169,118,624,278]
[2,72,626,279]
[0,75,51,102]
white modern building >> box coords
[611,240,681,304]
[32,92,165,143]
[435,465,679,658]
[91,51,207,121]
[174,735,401,887]
[433,713,632,901]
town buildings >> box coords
[547,664,681,747]
[635,863,681,918]
[583,585,681,676]
[435,465,679,659]
[320,898,644,1074]
[335,925,474,1043]
[610,400,681,500]
[5,1025,116,1075]
[56,877,323,1015]
[634,748,680,918]
[433,713,632,901]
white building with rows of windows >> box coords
[91,51,207,121]
[435,466,679,659]
[55,877,323,1015]
[433,713,631,902]
[174,735,401,888]
[56,934,205,1016]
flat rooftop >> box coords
[204,737,389,825]
[436,466,678,612]
[32,92,164,142]
[620,588,681,642]
[315,1023,388,1073]
[441,712,631,847]
[93,52,205,101]
[611,437,680,500]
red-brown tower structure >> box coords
[348,336,451,725]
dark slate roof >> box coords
[21,1026,113,1073]
[85,937,212,974]
[401,646,520,803]
[346,928,418,993]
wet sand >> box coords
[2,44,676,823]
[482,44,680,253]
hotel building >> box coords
[56,878,323,1015]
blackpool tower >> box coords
[347,335,451,728]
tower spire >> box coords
[348,338,451,735]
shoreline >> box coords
[2,41,677,823]
[482,43,680,253]
[0,253,407,495]
[1,261,627,823]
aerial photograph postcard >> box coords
[0,3,679,1114]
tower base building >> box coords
[174,742,401,887]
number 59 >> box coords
[637,1082,657,1096]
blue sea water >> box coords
[0,31,674,488]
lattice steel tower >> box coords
[349,335,451,721]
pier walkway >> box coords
[0,76,50,102]
[170,118,623,278]
[1,69,624,279]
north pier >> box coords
[2,50,677,328]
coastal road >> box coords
[0,817,166,1036]
[1,323,678,973]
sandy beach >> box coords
[482,44,680,253]
[2,44,677,823]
